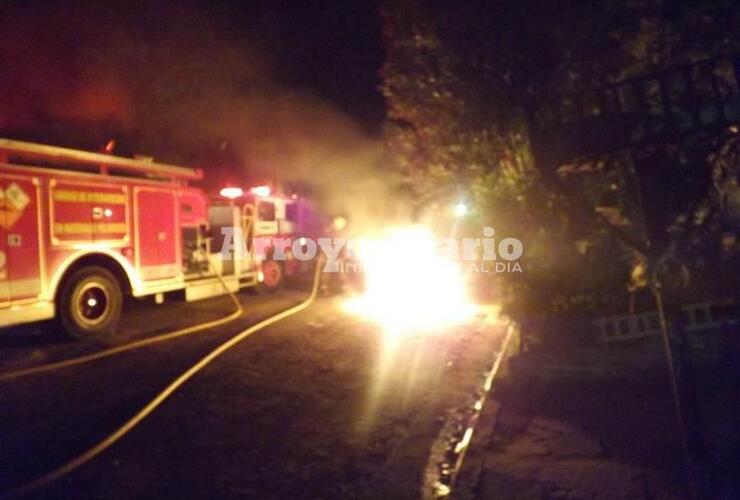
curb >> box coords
[450,397,502,500]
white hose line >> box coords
[1,259,323,498]
[0,260,243,383]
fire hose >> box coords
[1,257,323,498]
[0,258,244,383]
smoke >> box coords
[222,91,407,233]
[0,1,406,232]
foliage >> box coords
[380,1,634,316]
[380,0,740,319]
[652,130,740,300]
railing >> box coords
[0,138,202,181]
[594,300,740,343]
[595,310,662,342]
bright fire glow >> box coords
[344,226,476,336]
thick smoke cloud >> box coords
[0,1,405,232]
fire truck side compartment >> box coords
[0,140,204,329]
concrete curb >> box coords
[450,397,502,500]
[449,322,517,500]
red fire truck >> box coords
[0,139,309,339]
[207,187,318,295]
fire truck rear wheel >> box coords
[256,260,283,294]
[57,266,123,340]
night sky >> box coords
[213,0,385,132]
[0,0,386,144]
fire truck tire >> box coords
[256,259,283,294]
[57,266,123,340]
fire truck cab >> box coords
[204,190,315,297]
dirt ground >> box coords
[476,366,739,500]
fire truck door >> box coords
[135,189,178,281]
[208,205,237,276]
[1,177,41,301]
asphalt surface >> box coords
[0,287,505,499]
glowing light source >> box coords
[454,202,468,217]
[344,226,476,336]
[250,185,271,198]
[333,216,347,231]
[219,186,243,199]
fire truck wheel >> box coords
[256,260,283,294]
[57,266,123,340]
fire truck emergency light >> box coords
[219,186,244,199]
[250,186,271,198]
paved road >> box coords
[0,289,505,499]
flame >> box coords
[344,226,476,336]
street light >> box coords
[333,216,347,231]
[454,202,468,217]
